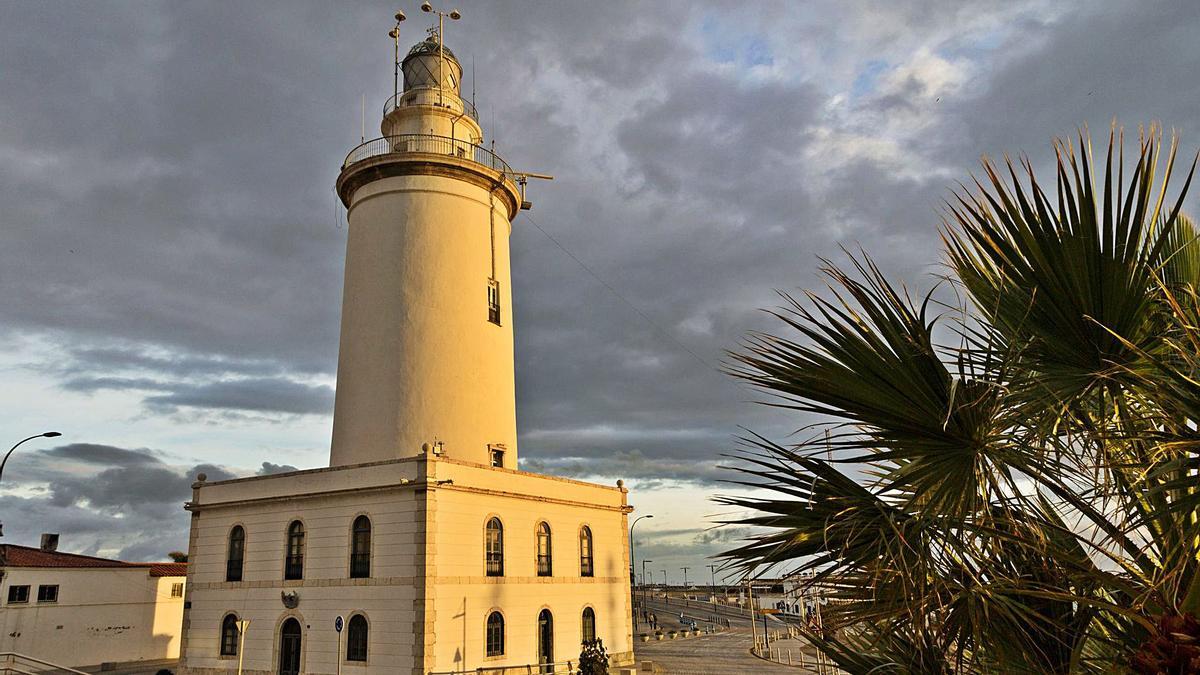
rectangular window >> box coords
[487,279,501,325]
[7,585,29,604]
[170,583,184,598]
[490,446,505,468]
[36,585,57,603]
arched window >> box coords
[219,613,239,656]
[581,607,596,644]
[350,515,371,579]
[579,526,593,577]
[284,521,304,580]
[226,526,244,582]
[485,518,504,577]
[536,522,552,577]
[346,614,368,662]
[485,611,505,657]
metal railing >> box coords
[350,553,370,578]
[0,653,89,675]
[226,558,243,582]
[429,660,577,675]
[385,92,478,122]
[342,134,516,179]
[284,555,303,580]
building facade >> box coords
[179,18,634,675]
[0,542,187,668]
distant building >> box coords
[177,13,634,675]
[0,538,187,669]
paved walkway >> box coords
[633,627,817,674]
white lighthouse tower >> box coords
[178,11,634,674]
[331,20,523,469]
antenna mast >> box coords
[389,10,407,104]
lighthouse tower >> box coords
[331,28,523,468]
[178,15,634,674]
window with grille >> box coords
[350,515,371,578]
[170,582,184,598]
[536,522,553,577]
[581,607,596,644]
[36,585,57,603]
[485,518,504,577]
[486,611,505,657]
[226,525,245,582]
[487,279,501,325]
[7,585,29,604]
[346,615,368,661]
[220,614,239,656]
[285,520,305,580]
[579,526,594,577]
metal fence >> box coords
[428,660,578,675]
[385,92,479,122]
[342,133,516,178]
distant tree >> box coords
[167,551,188,563]
[577,638,609,675]
[721,127,1200,672]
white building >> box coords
[178,14,634,675]
[0,540,187,669]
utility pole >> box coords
[707,564,719,604]
[681,566,690,590]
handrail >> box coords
[0,653,90,675]
[384,92,478,122]
[342,133,516,182]
[428,660,576,675]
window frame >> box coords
[7,585,29,604]
[581,606,596,644]
[219,613,240,657]
[485,610,505,658]
[579,525,594,578]
[284,520,305,581]
[36,584,58,603]
[485,517,504,577]
[487,279,501,325]
[346,613,369,662]
[170,582,184,598]
[536,521,553,577]
[350,515,372,579]
[226,524,245,582]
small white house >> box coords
[0,538,187,669]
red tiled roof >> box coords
[0,545,187,576]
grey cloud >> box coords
[257,462,299,476]
[142,377,334,416]
[40,443,162,467]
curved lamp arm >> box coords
[0,432,61,486]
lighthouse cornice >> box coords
[336,135,522,218]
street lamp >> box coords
[420,1,461,107]
[641,559,653,609]
[388,10,408,103]
[633,514,652,619]
[707,564,719,605]
[0,431,62,538]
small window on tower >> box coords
[490,446,505,468]
[487,279,501,325]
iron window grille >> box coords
[7,585,29,604]
[536,523,553,577]
[486,612,505,656]
[171,583,184,598]
[581,607,596,644]
[36,585,58,603]
[346,615,368,661]
[350,515,371,579]
[485,518,504,577]
[285,521,305,580]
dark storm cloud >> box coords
[0,444,238,560]
[142,378,334,415]
[4,0,1200,564]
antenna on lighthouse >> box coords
[389,10,406,104]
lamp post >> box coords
[628,514,653,622]
[641,559,653,610]
[0,432,62,538]
[419,1,461,107]
[707,564,719,605]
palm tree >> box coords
[719,127,1200,673]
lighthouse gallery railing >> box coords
[342,133,516,179]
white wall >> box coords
[0,566,184,667]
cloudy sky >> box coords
[2,0,1198,578]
